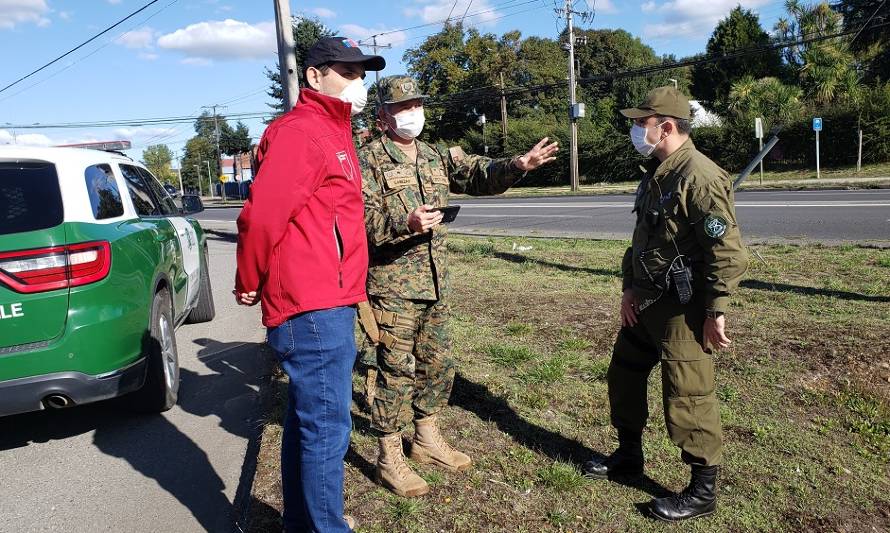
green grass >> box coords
[250,236,890,533]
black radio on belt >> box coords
[669,256,693,305]
[645,208,661,228]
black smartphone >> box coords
[434,205,461,224]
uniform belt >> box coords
[372,308,415,329]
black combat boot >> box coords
[649,465,718,522]
[582,430,643,480]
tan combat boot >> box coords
[344,515,356,530]
[376,433,430,497]
[409,415,472,471]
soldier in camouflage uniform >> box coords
[357,75,559,497]
[582,87,748,522]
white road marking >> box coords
[455,202,890,208]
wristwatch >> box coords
[705,310,724,319]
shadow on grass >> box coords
[741,279,890,303]
[492,251,619,277]
[450,372,670,499]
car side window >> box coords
[84,164,124,220]
[119,164,160,217]
[136,167,178,216]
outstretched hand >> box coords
[515,137,560,172]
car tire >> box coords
[185,247,215,324]
[131,288,179,412]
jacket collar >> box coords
[653,138,695,180]
[296,88,352,124]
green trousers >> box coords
[607,295,723,466]
[369,296,455,435]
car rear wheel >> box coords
[131,288,179,412]
[185,247,215,324]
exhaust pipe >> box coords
[44,394,72,409]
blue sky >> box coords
[0,0,788,161]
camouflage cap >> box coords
[377,75,428,105]
[620,86,691,120]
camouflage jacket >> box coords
[622,139,748,314]
[359,136,520,301]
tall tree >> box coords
[831,0,888,81]
[220,121,252,180]
[181,136,216,195]
[266,16,334,117]
[776,1,860,105]
[141,144,175,185]
[691,6,784,112]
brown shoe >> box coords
[344,515,356,530]
[409,415,472,472]
[375,433,430,497]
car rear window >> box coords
[0,161,64,236]
[85,164,124,220]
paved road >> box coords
[197,189,890,244]
[0,231,268,532]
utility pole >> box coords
[558,0,592,192]
[204,160,213,198]
[175,151,184,194]
[274,0,299,111]
[202,104,227,199]
[193,165,201,195]
[365,35,392,86]
[499,72,508,146]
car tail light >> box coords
[0,241,111,294]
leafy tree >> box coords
[691,7,784,111]
[775,1,859,105]
[220,121,252,180]
[141,144,175,185]
[831,0,888,81]
[181,136,215,195]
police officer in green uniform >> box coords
[358,75,558,498]
[582,86,747,522]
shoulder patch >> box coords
[703,214,728,239]
[448,146,467,163]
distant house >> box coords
[690,100,722,128]
[220,153,254,182]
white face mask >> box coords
[630,122,667,157]
[388,107,425,140]
[338,78,368,116]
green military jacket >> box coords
[622,139,748,314]
[359,135,520,301]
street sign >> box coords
[219,175,228,183]
[813,117,822,131]
[755,117,763,139]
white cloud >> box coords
[113,127,178,140]
[404,0,500,26]
[107,0,122,4]
[138,52,159,61]
[339,23,407,48]
[0,0,51,29]
[59,10,72,20]
[309,7,336,19]
[182,57,212,66]
[157,19,276,61]
[641,0,773,39]
[587,0,619,15]
[116,27,156,49]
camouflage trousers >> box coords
[368,296,455,435]
[607,294,723,466]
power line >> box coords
[371,0,541,38]
[0,0,180,105]
[0,0,165,95]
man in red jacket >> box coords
[235,37,384,533]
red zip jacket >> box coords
[235,89,368,328]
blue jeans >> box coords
[267,306,357,533]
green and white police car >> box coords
[0,144,215,417]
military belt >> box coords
[372,309,415,329]
[356,301,381,345]
[378,330,414,352]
